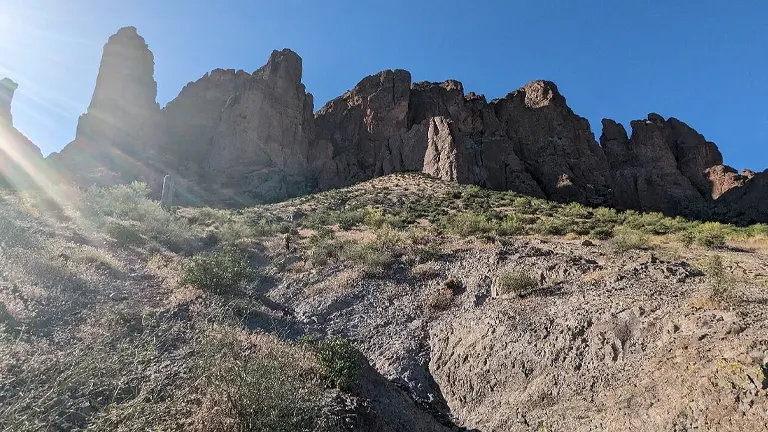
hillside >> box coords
[1,173,767,431]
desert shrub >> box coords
[678,230,696,247]
[702,255,732,302]
[588,226,614,240]
[189,327,325,432]
[611,227,649,252]
[496,214,526,236]
[315,336,359,392]
[84,182,154,220]
[104,220,145,246]
[307,228,343,266]
[593,206,621,224]
[85,183,196,249]
[425,286,454,311]
[560,202,591,219]
[362,206,386,228]
[534,217,571,236]
[337,211,364,230]
[341,225,404,274]
[180,247,255,294]
[695,222,727,248]
[411,262,441,280]
[495,270,539,297]
[444,212,492,237]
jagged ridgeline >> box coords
[6,26,767,223]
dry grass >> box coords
[412,262,441,281]
[305,268,366,297]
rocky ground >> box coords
[1,173,767,431]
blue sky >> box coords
[1,0,766,170]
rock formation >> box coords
[45,26,768,223]
[161,49,315,205]
[0,79,45,189]
[1,78,18,124]
[49,27,164,188]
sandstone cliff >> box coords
[47,27,768,223]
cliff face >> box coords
[160,49,315,205]
[46,27,768,222]
[49,27,164,188]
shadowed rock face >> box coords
[49,27,164,188]
[47,27,768,223]
[160,49,315,205]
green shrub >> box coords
[560,202,591,219]
[191,326,325,432]
[315,336,359,392]
[496,214,525,236]
[593,206,621,224]
[445,212,492,237]
[678,230,696,247]
[362,206,386,228]
[337,211,363,230]
[534,217,571,236]
[695,222,726,248]
[702,255,732,301]
[495,270,539,297]
[611,227,649,252]
[180,248,255,294]
[104,220,145,246]
[588,226,614,240]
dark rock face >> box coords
[0,79,45,189]
[49,27,163,188]
[492,81,611,203]
[44,27,768,223]
[161,49,315,205]
[601,116,709,217]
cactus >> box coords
[161,175,175,210]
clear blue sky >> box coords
[1,0,766,170]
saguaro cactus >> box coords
[161,175,175,210]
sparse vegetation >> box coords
[611,227,650,252]
[495,269,539,297]
[314,336,360,392]
[180,247,256,294]
[426,285,455,311]
[2,172,768,429]
[702,254,733,302]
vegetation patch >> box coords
[180,247,256,294]
[494,269,539,297]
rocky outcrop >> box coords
[42,26,768,223]
[1,78,18,124]
[601,116,709,217]
[312,69,413,190]
[0,79,45,189]
[161,49,315,205]
[160,68,251,191]
[492,81,611,203]
[49,27,164,188]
